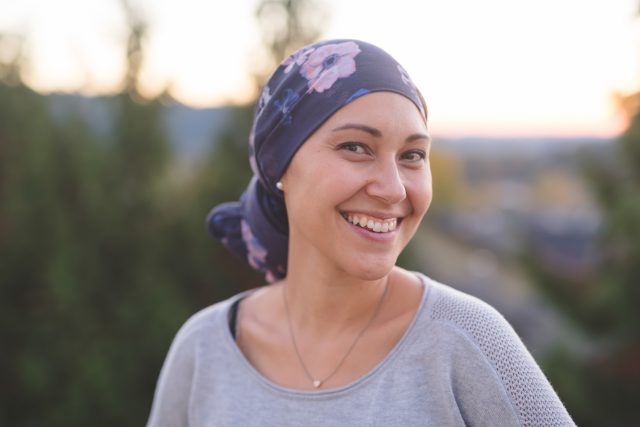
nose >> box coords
[365,157,407,204]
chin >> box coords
[337,255,397,282]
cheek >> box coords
[311,160,363,194]
[407,171,433,216]
[285,161,355,214]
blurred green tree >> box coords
[0,3,216,425]
[521,51,640,427]
[253,0,327,85]
[0,0,330,425]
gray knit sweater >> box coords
[147,274,575,426]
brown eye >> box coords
[401,150,426,162]
[338,142,368,154]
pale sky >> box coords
[0,0,638,137]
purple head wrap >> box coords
[207,39,428,282]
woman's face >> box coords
[281,92,432,280]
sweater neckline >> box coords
[220,272,433,398]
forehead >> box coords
[317,91,427,135]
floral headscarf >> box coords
[207,39,428,282]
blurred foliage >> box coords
[0,76,188,426]
[253,0,327,85]
[0,11,254,427]
[0,58,258,426]
[0,0,325,425]
[521,75,640,427]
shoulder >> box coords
[156,289,253,373]
[411,273,529,383]
[414,273,576,426]
[146,294,244,427]
[171,291,248,349]
[420,274,517,347]
[417,273,536,374]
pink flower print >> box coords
[256,85,272,118]
[397,64,427,119]
[397,64,413,88]
[282,47,315,73]
[265,270,277,283]
[241,220,268,272]
[249,146,259,176]
[266,264,285,283]
[248,127,260,175]
[300,41,361,93]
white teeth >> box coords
[344,214,398,233]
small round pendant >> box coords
[312,380,322,388]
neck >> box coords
[282,261,393,337]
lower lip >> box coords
[345,219,398,243]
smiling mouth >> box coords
[340,213,401,233]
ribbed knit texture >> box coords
[430,285,574,426]
[147,274,575,426]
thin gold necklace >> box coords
[282,278,390,389]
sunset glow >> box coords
[0,0,637,137]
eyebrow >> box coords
[331,123,430,144]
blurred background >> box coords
[1,0,639,425]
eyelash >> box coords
[337,142,426,162]
[338,142,369,154]
[402,150,427,162]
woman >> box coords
[147,39,575,426]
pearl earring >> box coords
[276,181,284,191]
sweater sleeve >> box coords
[429,282,576,427]
[146,314,202,427]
